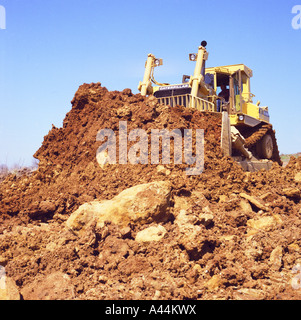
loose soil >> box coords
[0,83,301,300]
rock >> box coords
[152,290,161,300]
[186,265,202,284]
[260,192,273,200]
[247,215,281,235]
[118,256,151,277]
[240,199,253,213]
[96,149,111,168]
[240,193,267,211]
[98,275,108,284]
[291,264,301,290]
[282,187,301,199]
[66,181,172,234]
[39,200,56,214]
[121,88,133,96]
[202,206,212,214]
[291,275,301,290]
[295,172,301,183]
[288,243,300,252]
[173,196,191,213]
[199,213,214,227]
[269,246,283,271]
[175,209,196,227]
[0,267,6,300]
[21,272,75,300]
[234,288,265,300]
[247,216,275,230]
[219,195,228,202]
[135,225,167,243]
[0,268,20,301]
[0,256,8,267]
[116,103,132,118]
[156,165,171,176]
[120,226,132,239]
[28,200,56,218]
[244,239,263,260]
[178,226,216,261]
[205,274,222,291]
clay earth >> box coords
[0,83,301,300]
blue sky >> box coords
[0,0,300,166]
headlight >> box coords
[189,53,197,61]
[154,59,163,67]
[238,115,244,121]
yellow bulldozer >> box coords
[138,41,282,171]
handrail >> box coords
[156,94,215,112]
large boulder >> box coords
[66,181,172,234]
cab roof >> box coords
[205,64,253,78]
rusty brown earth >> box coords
[0,83,301,300]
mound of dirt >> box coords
[0,83,301,300]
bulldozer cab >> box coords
[205,64,252,114]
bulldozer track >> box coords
[244,123,272,148]
[244,123,282,166]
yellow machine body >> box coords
[138,43,282,167]
[138,45,270,128]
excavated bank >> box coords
[0,83,230,222]
[0,83,301,300]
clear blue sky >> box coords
[0,0,300,166]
